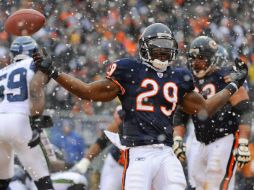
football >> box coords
[4,9,45,36]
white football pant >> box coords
[0,113,50,180]
[186,132,237,190]
[122,145,186,190]
[100,153,123,190]
[185,120,197,188]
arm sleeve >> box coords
[105,60,132,95]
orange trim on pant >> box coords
[220,132,239,190]
[118,150,125,166]
[121,149,129,190]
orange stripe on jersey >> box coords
[106,76,126,95]
[122,149,129,190]
[220,132,239,190]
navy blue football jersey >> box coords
[192,67,241,144]
[106,58,194,147]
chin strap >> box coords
[139,48,169,72]
[150,59,169,71]
[141,59,168,72]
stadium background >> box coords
[0,0,254,189]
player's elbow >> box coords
[194,101,215,119]
[196,108,210,120]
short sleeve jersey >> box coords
[106,58,194,147]
[192,67,241,144]
[0,58,35,115]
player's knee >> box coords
[203,172,222,190]
[207,159,222,173]
[34,176,54,190]
[0,178,11,190]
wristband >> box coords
[96,135,110,150]
[225,82,238,95]
[48,67,60,79]
[29,115,41,129]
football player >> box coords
[173,37,251,190]
[0,36,54,190]
[8,117,88,190]
[8,149,88,190]
[33,23,248,190]
[72,105,124,190]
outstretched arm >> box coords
[182,89,232,117]
[55,73,120,102]
[182,57,248,117]
[32,49,120,102]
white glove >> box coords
[71,158,91,174]
[234,138,251,168]
[172,136,186,162]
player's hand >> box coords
[28,126,42,148]
[32,48,59,79]
[234,138,251,168]
[172,136,186,162]
[28,115,53,148]
[229,58,248,88]
[30,115,53,128]
[70,158,91,174]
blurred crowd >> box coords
[1,0,254,115]
[0,0,254,189]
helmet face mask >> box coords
[139,23,178,72]
[189,57,210,78]
[10,36,38,62]
[188,36,218,78]
[215,45,229,67]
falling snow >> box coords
[0,0,253,189]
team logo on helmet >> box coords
[209,40,217,49]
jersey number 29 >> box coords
[136,79,178,116]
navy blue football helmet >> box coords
[188,36,218,78]
[139,23,178,72]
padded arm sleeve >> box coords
[95,132,110,150]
